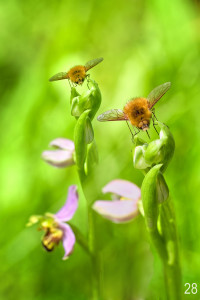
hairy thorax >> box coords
[67,65,86,84]
[123,97,152,130]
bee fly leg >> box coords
[151,110,159,135]
[70,81,77,88]
[132,130,140,143]
[126,121,134,139]
[146,130,150,139]
[152,118,159,135]
[126,121,137,143]
[68,79,72,89]
[151,108,158,121]
[162,122,169,129]
[133,127,140,137]
[127,122,140,143]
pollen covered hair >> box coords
[123,97,152,127]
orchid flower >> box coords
[42,138,75,168]
[27,185,78,260]
[92,179,141,223]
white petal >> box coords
[92,199,139,223]
[102,179,141,200]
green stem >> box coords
[69,217,102,300]
[88,208,102,300]
[78,172,102,300]
[159,199,182,300]
[72,79,102,299]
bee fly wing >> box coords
[97,109,128,122]
[85,57,104,71]
[147,82,171,109]
[49,72,69,82]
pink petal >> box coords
[42,150,74,168]
[59,223,76,259]
[102,179,141,200]
[50,138,75,151]
[54,185,78,222]
[92,199,139,223]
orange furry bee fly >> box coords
[97,82,171,135]
[49,57,103,85]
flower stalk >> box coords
[133,122,181,300]
[71,79,102,300]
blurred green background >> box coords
[1,0,200,299]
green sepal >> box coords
[133,144,150,170]
[70,87,80,104]
[84,140,99,175]
[87,79,102,120]
[133,136,150,174]
[144,139,164,165]
[134,136,147,146]
[157,122,175,172]
[141,164,169,231]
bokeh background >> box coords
[1,0,200,299]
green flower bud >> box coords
[70,79,101,120]
[133,122,175,173]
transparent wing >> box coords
[97,109,128,122]
[85,57,104,72]
[49,72,69,82]
[147,82,171,109]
